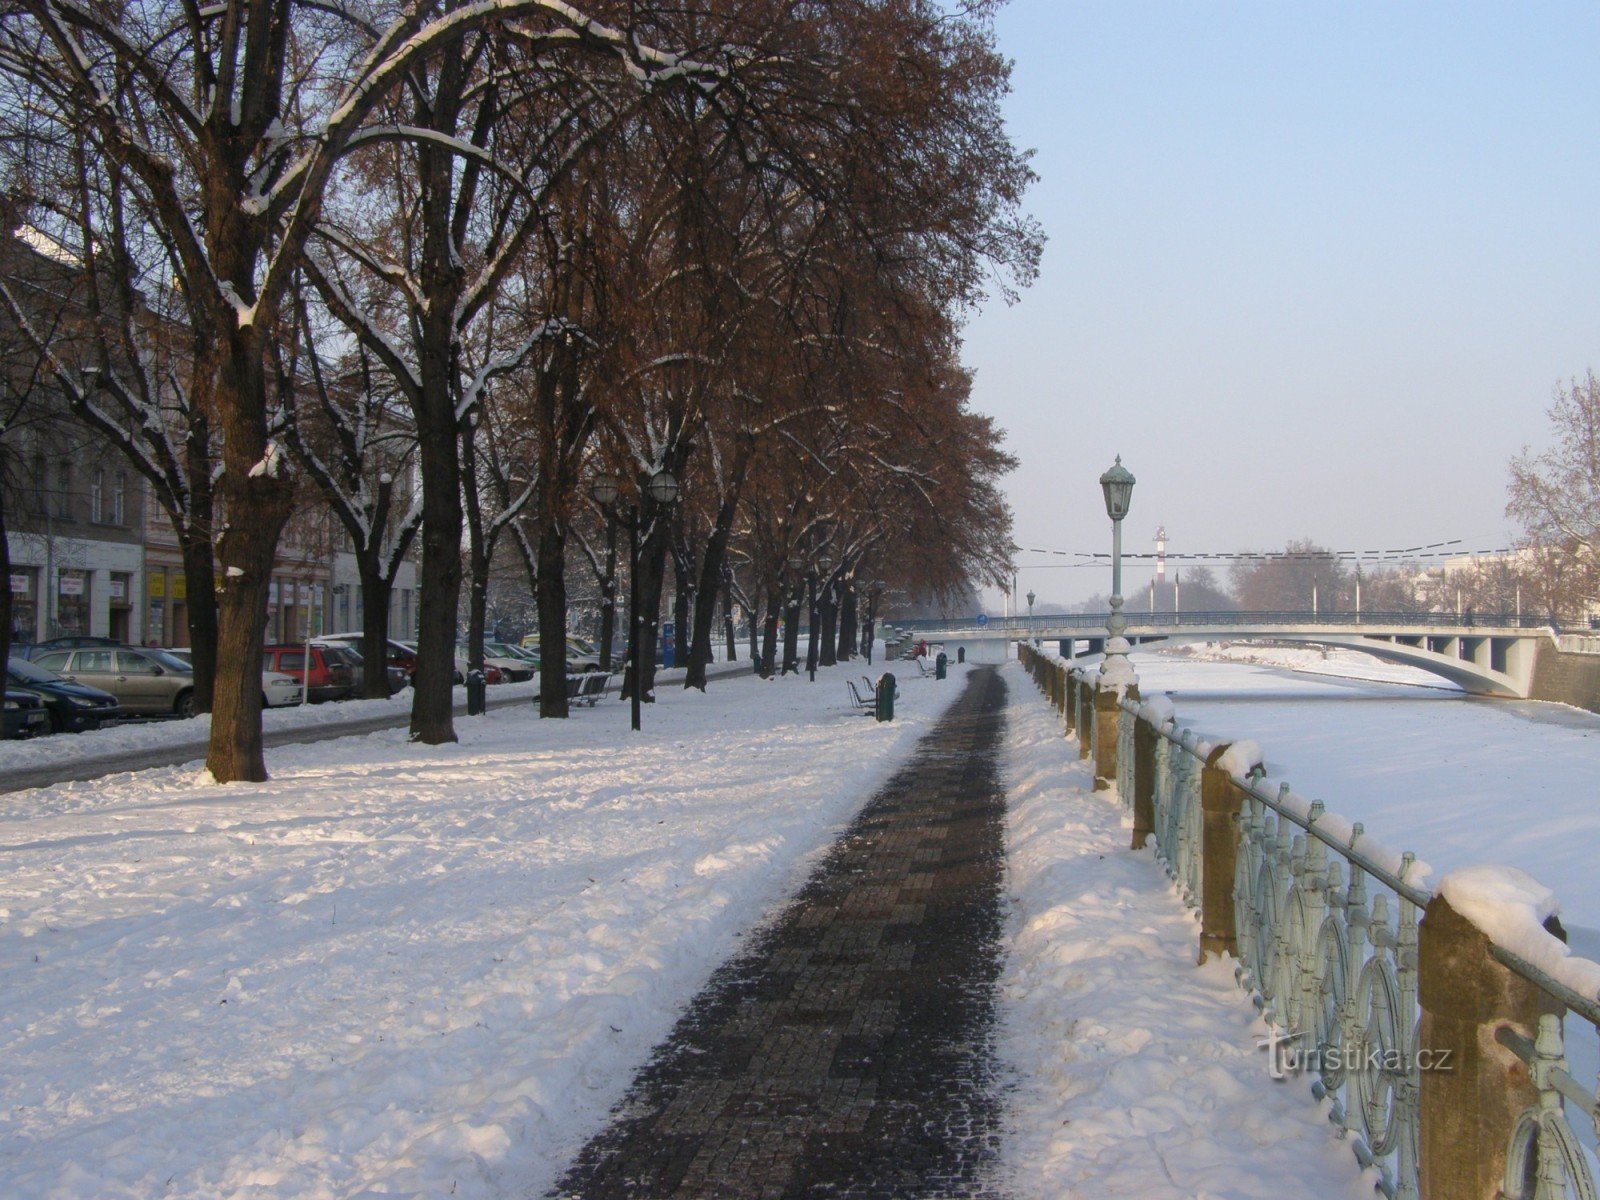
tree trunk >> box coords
[685,488,741,690]
[409,402,463,744]
[837,579,857,661]
[179,532,219,711]
[723,571,737,664]
[634,517,670,701]
[819,581,838,667]
[761,598,778,679]
[0,479,12,669]
[782,587,801,674]
[537,518,570,718]
[358,561,395,698]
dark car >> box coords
[20,635,126,660]
[263,644,359,702]
[2,687,48,739]
[6,656,119,732]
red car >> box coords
[263,644,358,702]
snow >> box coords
[0,663,969,1199]
[1217,738,1263,779]
[1438,865,1600,1003]
[3,645,1597,1197]
[996,677,1373,1198]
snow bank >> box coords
[996,662,1373,1199]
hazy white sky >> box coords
[962,1,1600,609]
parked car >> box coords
[566,636,603,672]
[159,648,307,707]
[6,655,120,732]
[461,642,534,683]
[262,644,359,702]
[2,687,49,738]
[19,635,126,660]
[314,634,418,683]
[29,646,197,717]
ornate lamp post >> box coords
[1098,456,1136,687]
[1093,456,1139,799]
[591,468,678,732]
[1026,588,1037,646]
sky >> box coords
[962,1,1600,610]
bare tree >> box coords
[1508,372,1600,620]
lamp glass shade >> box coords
[646,469,679,505]
[1099,455,1136,521]
[1026,590,1036,608]
[590,474,620,506]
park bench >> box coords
[845,679,876,715]
[565,671,611,707]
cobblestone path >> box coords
[547,666,1011,1200]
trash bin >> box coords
[875,672,896,722]
[935,652,947,680]
[467,669,487,715]
[957,646,965,664]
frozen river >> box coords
[1125,646,1600,949]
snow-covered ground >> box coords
[0,662,961,1199]
[3,645,1596,1198]
[997,682,1373,1199]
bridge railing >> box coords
[898,610,1554,633]
[1015,643,1600,1200]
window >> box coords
[54,460,72,520]
[90,468,105,523]
[277,651,305,671]
[116,651,160,675]
[34,651,69,671]
[112,472,126,525]
[76,650,114,673]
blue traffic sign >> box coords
[975,613,989,627]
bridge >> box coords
[889,611,1557,698]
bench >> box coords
[845,679,876,715]
[566,671,612,707]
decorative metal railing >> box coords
[1012,644,1600,1200]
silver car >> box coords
[33,647,197,717]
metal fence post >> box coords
[1132,711,1156,849]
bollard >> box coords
[1197,743,1241,963]
[875,672,896,721]
[957,646,965,664]
[1131,714,1156,849]
[466,669,487,716]
[935,651,947,679]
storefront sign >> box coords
[58,573,85,596]
[9,574,27,595]
[149,573,166,598]
[110,578,126,600]
[170,574,187,600]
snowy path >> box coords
[997,669,1374,1199]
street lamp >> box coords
[1098,455,1137,689]
[590,468,678,731]
[1026,588,1037,646]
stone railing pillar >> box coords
[1198,743,1242,963]
[1131,713,1156,849]
[1417,892,1563,1200]
[1093,682,1137,791]
[1078,679,1094,759]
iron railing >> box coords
[1018,645,1600,1199]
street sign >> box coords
[975,613,989,627]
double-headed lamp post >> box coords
[590,468,679,732]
